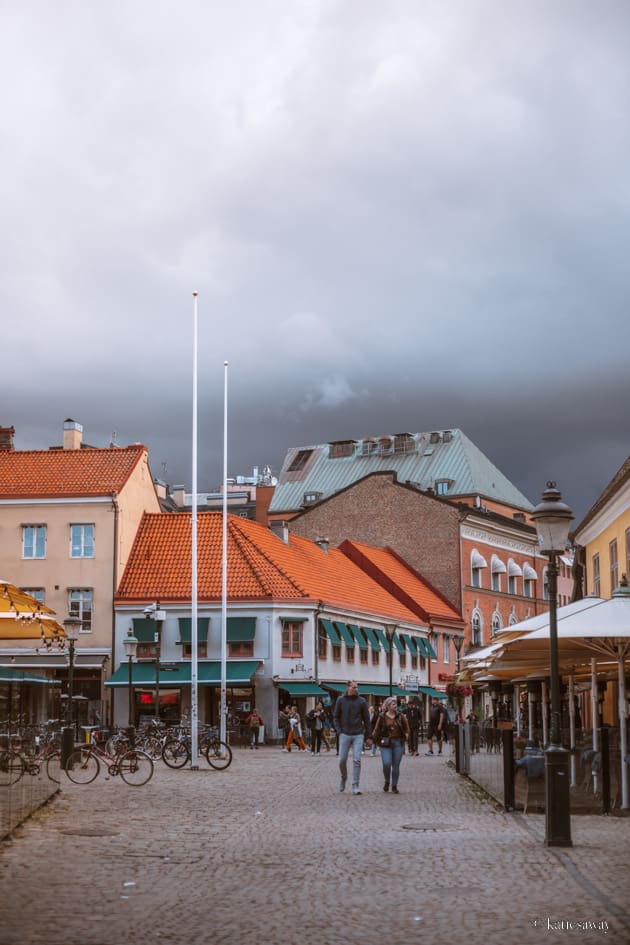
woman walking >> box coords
[372,697,410,794]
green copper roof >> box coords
[269,428,532,515]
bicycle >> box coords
[64,736,154,786]
[162,726,232,770]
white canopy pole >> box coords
[220,361,229,749]
[190,292,199,769]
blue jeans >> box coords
[380,739,405,788]
[338,733,364,790]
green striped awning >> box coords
[416,637,438,660]
[132,617,159,643]
[391,632,405,653]
[105,660,261,687]
[418,686,447,699]
[177,618,210,644]
[347,624,368,649]
[374,628,391,652]
[400,633,416,653]
[361,627,381,650]
[226,618,256,642]
[0,669,60,685]
[320,618,341,645]
[278,681,328,697]
[333,621,356,648]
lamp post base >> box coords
[60,726,75,770]
[545,744,572,847]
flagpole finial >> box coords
[224,360,229,366]
[192,290,198,297]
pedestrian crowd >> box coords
[275,682,452,797]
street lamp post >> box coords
[60,615,81,768]
[123,628,138,748]
[385,626,396,697]
[531,481,574,848]
[144,602,165,721]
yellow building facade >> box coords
[573,456,630,599]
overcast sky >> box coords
[2,2,629,523]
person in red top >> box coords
[244,708,264,749]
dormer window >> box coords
[288,449,313,472]
[435,479,453,496]
[328,440,356,459]
[303,492,322,506]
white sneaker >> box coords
[281,748,290,753]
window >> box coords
[435,480,452,495]
[346,645,355,663]
[443,635,450,662]
[21,588,45,603]
[282,621,303,658]
[399,651,406,669]
[359,648,368,664]
[228,641,253,657]
[543,568,550,601]
[593,554,600,596]
[610,539,618,593]
[70,524,94,558]
[23,525,46,559]
[68,588,93,633]
[328,440,355,458]
[471,550,487,588]
[137,642,157,659]
[508,574,517,595]
[430,634,438,660]
[318,626,328,660]
[332,645,342,662]
[523,578,533,598]
[491,612,502,636]
[371,649,380,666]
[303,492,322,506]
[471,611,482,647]
[183,643,207,658]
[287,449,313,472]
[491,555,506,592]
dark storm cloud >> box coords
[2,2,629,523]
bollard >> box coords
[60,725,74,770]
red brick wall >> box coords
[289,473,462,609]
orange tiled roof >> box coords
[0,446,148,499]
[116,512,423,625]
[339,540,463,624]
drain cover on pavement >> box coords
[401,823,462,832]
[59,828,120,837]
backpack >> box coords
[250,715,260,727]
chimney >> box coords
[63,419,83,450]
[0,426,15,451]
[171,485,187,508]
[269,520,289,544]
[315,536,330,554]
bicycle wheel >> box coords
[46,751,62,783]
[162,738,190,768]
[0,750,26,786]
[205,739,232,770]
[64,748,100,784]
[137,735,162,759]
[118,749,154,786]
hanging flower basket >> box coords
[446,682,474,698]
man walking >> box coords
[426,697,448,755]
[333,680,372,795]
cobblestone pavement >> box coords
[1,746,629,945]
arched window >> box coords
[491,611,502,636]
[491,554,506,592]
[508,612,518,627]
[471,610,483,647]
[543,566,550,601]
[471,549,487,588]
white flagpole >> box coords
[190,291,199,768]
[220,360,229,748]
